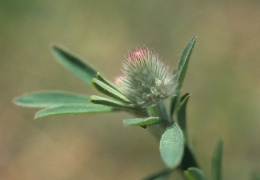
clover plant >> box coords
[14,37,223,180]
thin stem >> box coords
[145,103,169,140]
[156,100,171,123]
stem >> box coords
[156,100,171,123]
[145,101,170,139]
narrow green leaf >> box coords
[96,73,122,93]
[184,167,207,180]
[52,45,97,85]
[90,95,134,110]
[159,123,184,168]
[142,169,172,180]
[177,37,197,89]
[212,138,224,180]
[170,95,178,117]
[14,91,90,108]
[35,104,114,119]
[123,117,161,126]
[177,93,190,141]
[92,78,130,103]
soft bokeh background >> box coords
[1,0,260,179]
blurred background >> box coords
[1,0,260,179]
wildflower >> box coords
[121,47,178,107]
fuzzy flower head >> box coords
[121,47,178,107]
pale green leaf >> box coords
[90,95,134,109]
[14,91,90,108]
[92,78,130,103]
[35,104,114,119]
[159,123,184,168]
[96,73,122,93]
[177,37,197,89]
[123,117,161,126]
[52,45,97,85]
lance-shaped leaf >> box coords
[96,73,122,93]
[184,167,207,180]
[90,95,134,110]
[159,123,184,168]
[92,78,130,103]
[177,37,197,89]
[123,117,161,126]
[35,104,114,119]
[170,95,178,118]
[212,138,224,180]
[177,93,190,141]
[52,45,97,85]
[14,91,90,108]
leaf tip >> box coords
[89,95,97,103]
[34,110,45,119]
[12,95,29,107]
[49,43,61,53]
[12,96,20,105]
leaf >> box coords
[177,93,190,140]
[184,167,207,180]
[170,95,178,117]
[212,138,224,180]
[92,78,130,103]
[159,123,184,168]
[52,45,97,85]
[123,117,161,126]
[177,37,197,89]
[142,169,172,180]
[90,95,134,110]
[96,73,122,93]
[14,91,90,108]
[35,104,114,119]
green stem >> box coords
[145,101,170,139]
[156,100,171,123]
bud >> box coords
[121,47,178,107]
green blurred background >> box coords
[1,0,260,179]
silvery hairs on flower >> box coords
[121,47,178,107]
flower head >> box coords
[121,47,178,107]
